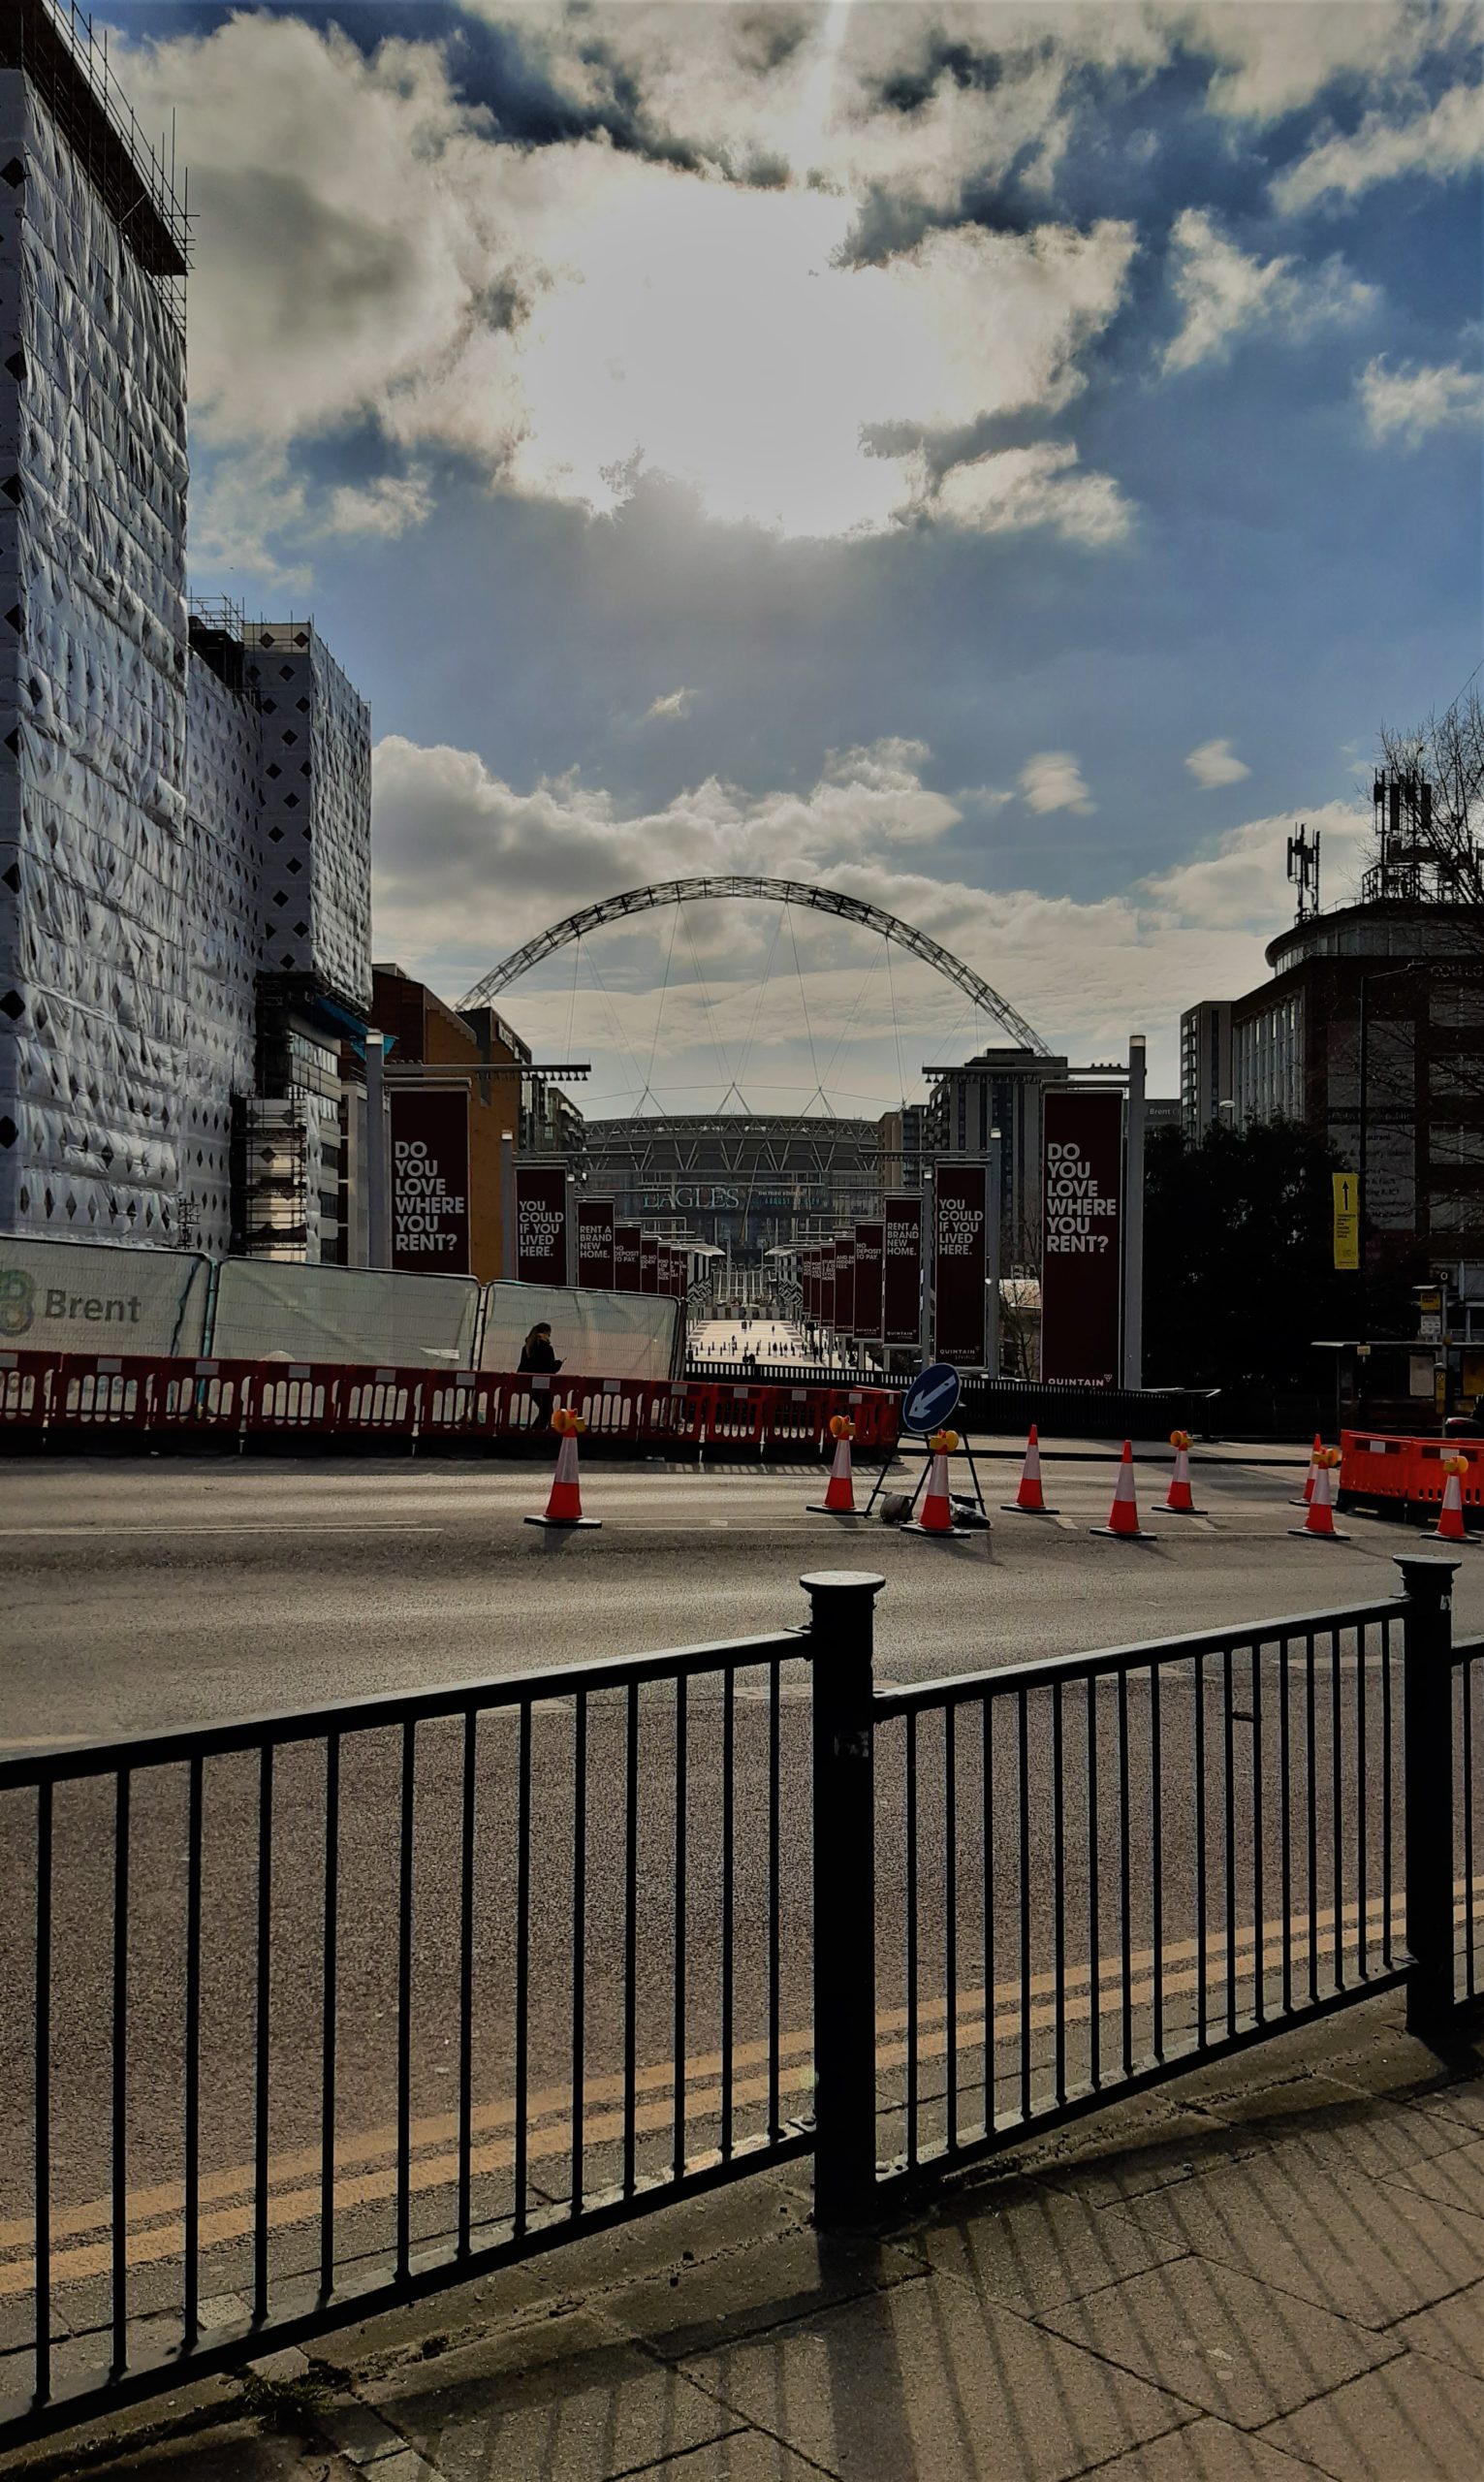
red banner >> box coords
[933,1164,988,1368]
[389,1088,471,1273]
[1041,1090,1122,1384]
[834,1230,856,1334]
[614,1224,642,1291]
[853,1221,883,1338]
[576,1199,615,1289]
[883,1195,922,1347]
[818,1239,837,1329]
[515,1164,568,1286]
[640,1233,659,1294]
[805,1249,819,1323]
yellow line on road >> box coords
[4,1881,1451,2300]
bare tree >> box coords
[1374,682,1484,909]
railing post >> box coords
[1398,1553,1462,2034]
[805,1569,885,2229]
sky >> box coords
[108,0,1483,1113]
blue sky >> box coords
[111,2,1482,1109]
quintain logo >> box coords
[0,1267,36,1338]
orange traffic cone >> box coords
[1166,1429,1198,1513]
[1427,1454,1479,1543]
[903,1430,970,1537]
[524,1408,602,1530]
[1295,1433,1322,1509]
[1002,1423,1058,1515]
[808,1416,858,1515]
[1090,1440,1154,1541]
[1289,1450,1347,1542]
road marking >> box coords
[7,1879,1466,2297]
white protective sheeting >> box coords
[0,72,193,1246]
[0,1235,209,1354]
[211,1258,480,1367]
[479,1282,679,1384]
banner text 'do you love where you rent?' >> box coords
[1041,1090,1122,1385]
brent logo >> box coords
[0,1268,36,1339]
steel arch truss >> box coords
[457,875,1051,1058]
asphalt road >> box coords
[4,1444,1476,1741]
[0,1446,1474,2392]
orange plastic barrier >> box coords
[0,1351,54,1432]
[1339,1431,1415,1506]
[5,1352,900,1459]
[153,1359,256,1439]
[244,1364,339,1434]
[1412,1438,1484,1518]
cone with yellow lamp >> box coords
[808,1414,859,1515]
[1289,1447,1347,1542]
[1089,1440,1155,1541]
[1002,1423,1058,1515]
[1426,1453,1480,1544]
[524,1405,602,1529]
[902,1429,974,1538]
[1166,1430,1200,1513]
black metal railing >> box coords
[808,1554,1467,2220]
[0,1632,813,2445]
[1453,1637,1484,2005]
[3,1559,1477,2450]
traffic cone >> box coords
[1002,1423,1058,1515]
[1427,1455,1479,1543]
[903,1430,970,1537]
[524,1409,602,1530]
[1289,1451,1348,1542]
[1089,1440,1154,1541]
[1166,1429,1198,1513]
[1294,1433,1322,1509]
[808,1416,858,1515]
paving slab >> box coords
[598,2227,926,2363]
[1036,2254,1398,2429]
[1119,2142,1484,2328]
[1380,2126,1484,2220]
[1075,2417,1326,2479]
[900,2174,1188,2316]
[1258,2350,1484,2480]
[63,2424,311,2481]
[619,2435,830,2479]
[1390,2271,1484,2375]
[679,2267,1189,2482]
[358,2305,736,2482]
[1021,2093,1254,2209]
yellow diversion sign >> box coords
[1333,1171,1360,1271]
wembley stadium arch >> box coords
[458,877,1054,1256]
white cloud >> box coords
[1161,207,1376,374]
[118,14,1137,547]
[1273,77,1484,211]
[1018,751,1094,814]
[644,688,692,722]
[1358,354,1483,446]
[1185,738,1252,788]
[322,471,434,539]
[918,441,1134,546]
[1190,2,1483,124]
[369,733,1373,1091]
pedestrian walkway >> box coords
[17,1989,1484,2481]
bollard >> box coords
[805,1569,885,2229]
[1398,1554,1462,2035]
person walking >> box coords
[519,1321,563,1432]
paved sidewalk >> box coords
[12,1993,1484,2482]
